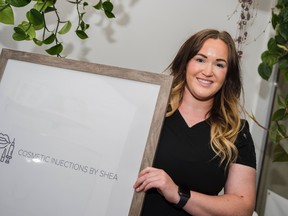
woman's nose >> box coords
[202,64,214,76]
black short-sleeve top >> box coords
[140,109,256,216]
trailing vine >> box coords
[231,0,288,161]
[257,0,288,162]
[228,0,258,58]
[0,0,115,57]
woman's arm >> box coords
[134,163,256,216]
[183,163,256,216]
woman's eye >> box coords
[196,58,204,63]
[216,63,225,68]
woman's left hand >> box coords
[133,167,179,204]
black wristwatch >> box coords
[174,186,190,208]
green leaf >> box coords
[261,50,280,67]
[44,6,55,13]
[270,123,286,143]
[93,0,115,18]
[13,26,25,34]
[58,21,71,34]
[104,10,115,18]
[269,123,280,143]
[102,1,115,18]
[75,30,88,39]
[277,95,285,107]
[33,2,45,12]
[33,23,44,30]
[279,6,288,22]
[273,144,288,162]
[80,21,89,31]
[25,26,35,39]
[0,4,14,24]
[12,27,27,40]
[275,34,287,45]
[271,11,279,29]
[267,38,276,50]
[16,21,36,40]
[83,2,88,7]
[276,0,288,7]
[43,33,55,44]
[33,2,55,13]
[6,0,31,7]
[279,58,288,80]
[102,1,113,12]
[278,124,287,138]
[272,108,286,121]
[45,43,63,55]
[26,8,43,26]
[267,38,283,53]
[258,62,272,80]
[279,22,288,41]
[93,1,102,10]
[33,37,43,46]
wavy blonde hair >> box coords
[166,29,243,168]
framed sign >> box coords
[0,49,173,216]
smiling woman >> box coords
[134,29,257,216]
[184,38,228,103]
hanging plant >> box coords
[229,0,288,161]
[256,0,288,162]
[0,0,115,57]
[229,0,258,58]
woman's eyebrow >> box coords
[196,53,207,58]
[216,58,227,64]
[196,53,227,64]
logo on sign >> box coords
[0,133,15,164]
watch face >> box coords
[179,187,190,198]
[175,186,190,208]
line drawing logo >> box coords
[0,133,15,164]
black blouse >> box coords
[140,110,256,216]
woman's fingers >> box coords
[133,167,179,204]
[133,167,160,191]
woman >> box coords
[133,29,257,216]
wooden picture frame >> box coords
[0,49,173,216]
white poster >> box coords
[0,52,172,216]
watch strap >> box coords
[174,186,190,208]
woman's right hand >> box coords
[133,167,180,204]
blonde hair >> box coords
[166,29,243,168]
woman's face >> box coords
[185,38,228,102]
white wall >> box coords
[0,0,276,181]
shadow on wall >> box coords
[0,26,18,50]
[61,0,140,43]
[255,0,274,12]
[0,0,140,60]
